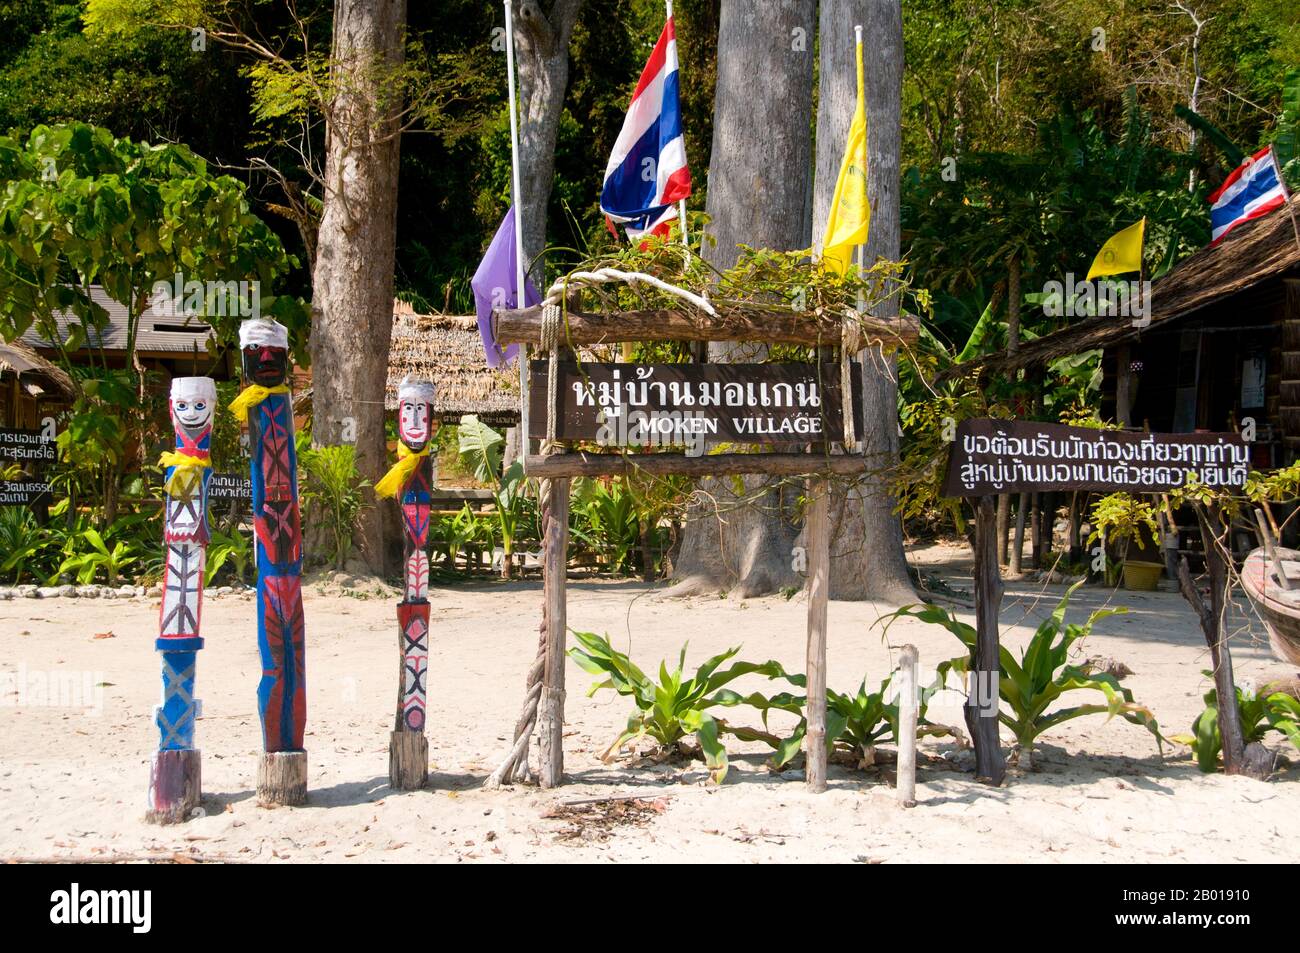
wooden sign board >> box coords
[943,419,1248,497]
[0,479,52,506]
[527,362,862,446]
[0,429,55,463]
[206,472,252,501]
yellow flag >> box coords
[1085,218,1145,281]
[820,36,870,275]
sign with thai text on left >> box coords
[943,419,1248,497]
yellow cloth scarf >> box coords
[228,384,291,423]
[159,450,211,498]
[374,444,429,499]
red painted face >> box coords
[242,345,288,387]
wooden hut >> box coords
[951,194,1300,469]
[0,340,74,430]
[384,302,519,426]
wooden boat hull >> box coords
[1240,547,1300,667]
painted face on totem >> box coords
[169,377,217,439]
[242,345,289,388]
[399,398,432,451]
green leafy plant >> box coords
[571,477,640,573]
[205,525,253,586]
[568,630,790,783]
[52,526,138,585]
[0,507,50,583]
[1088,492,1158,573]
[436,504,480,571]
[299,444,369,570]
[887,583,1163,768]
[457,415,528,578]
[1175,674,1300,773]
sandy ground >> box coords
[0,542,1296,864]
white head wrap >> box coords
[239,318,289,349]
[398,376,436,404]
[170,376,218,403]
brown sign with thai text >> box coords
[943,419,1249,497]
[527,362,862,446]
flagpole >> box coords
[504,0,529,450]
[1273,144,1300,255]
[848,24,865,453]
[666,0,690,257]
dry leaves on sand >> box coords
[542,796,670,843]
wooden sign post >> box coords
[232,318,308,807]
[376,376,436,790]
[944,418,1249,784]
[483,294,919,792]
[146,376,216,823]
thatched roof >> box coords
[943,192,1300,380]
[385,303,519,422]
[0,340,74,401]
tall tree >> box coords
[512,0,583,264]
[811,0,914,602]
[668,0,816,598]
[309,0,408,571]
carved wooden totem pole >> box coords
[147,376,216,823]
[375,376,436,789]
[230,318,308,806]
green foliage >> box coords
[0,121,308,362]
[887,583,1163,761]
[299,443,368,571]
[1088,492,1158,561]
[205,524,252,586]
[571,477,640,573]
[0,506,48,583]
[568,630,790,784]
[457,415,527,568]
[1177,673,1300,772]
[53,524,139,585]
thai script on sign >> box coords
[528,362,860,447]
[0,429,56,462]
[942,419,1249,497]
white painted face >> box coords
[172,395,213,430]
[399,399,431,448]
[170,377,217,432]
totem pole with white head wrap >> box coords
[230,317,308,805]
[375,376,436,788]
[147,376,215,823]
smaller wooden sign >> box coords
[528,362,862,447]
[944,419,1249,497]
[0,429,55,463]
[0,479,53,506]
[206,472,252,501]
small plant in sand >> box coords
[1175,673,1300,773]
[568,631,789,784]
[743,673,953,770]
[886,582,1163,769]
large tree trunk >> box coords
[309,0,408,574]
[667,0,816,599]
[513,0,584,264]
[811,0,914,603]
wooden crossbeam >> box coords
[495,305,919,349]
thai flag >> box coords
[1208,145,1289,245]
[600,17,692,241]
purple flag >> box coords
[471,206,540,368]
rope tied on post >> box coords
[840,312,862,451]
[540,302,563,456]
[542,267,716,316]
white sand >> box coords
[0,542,1295,863]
